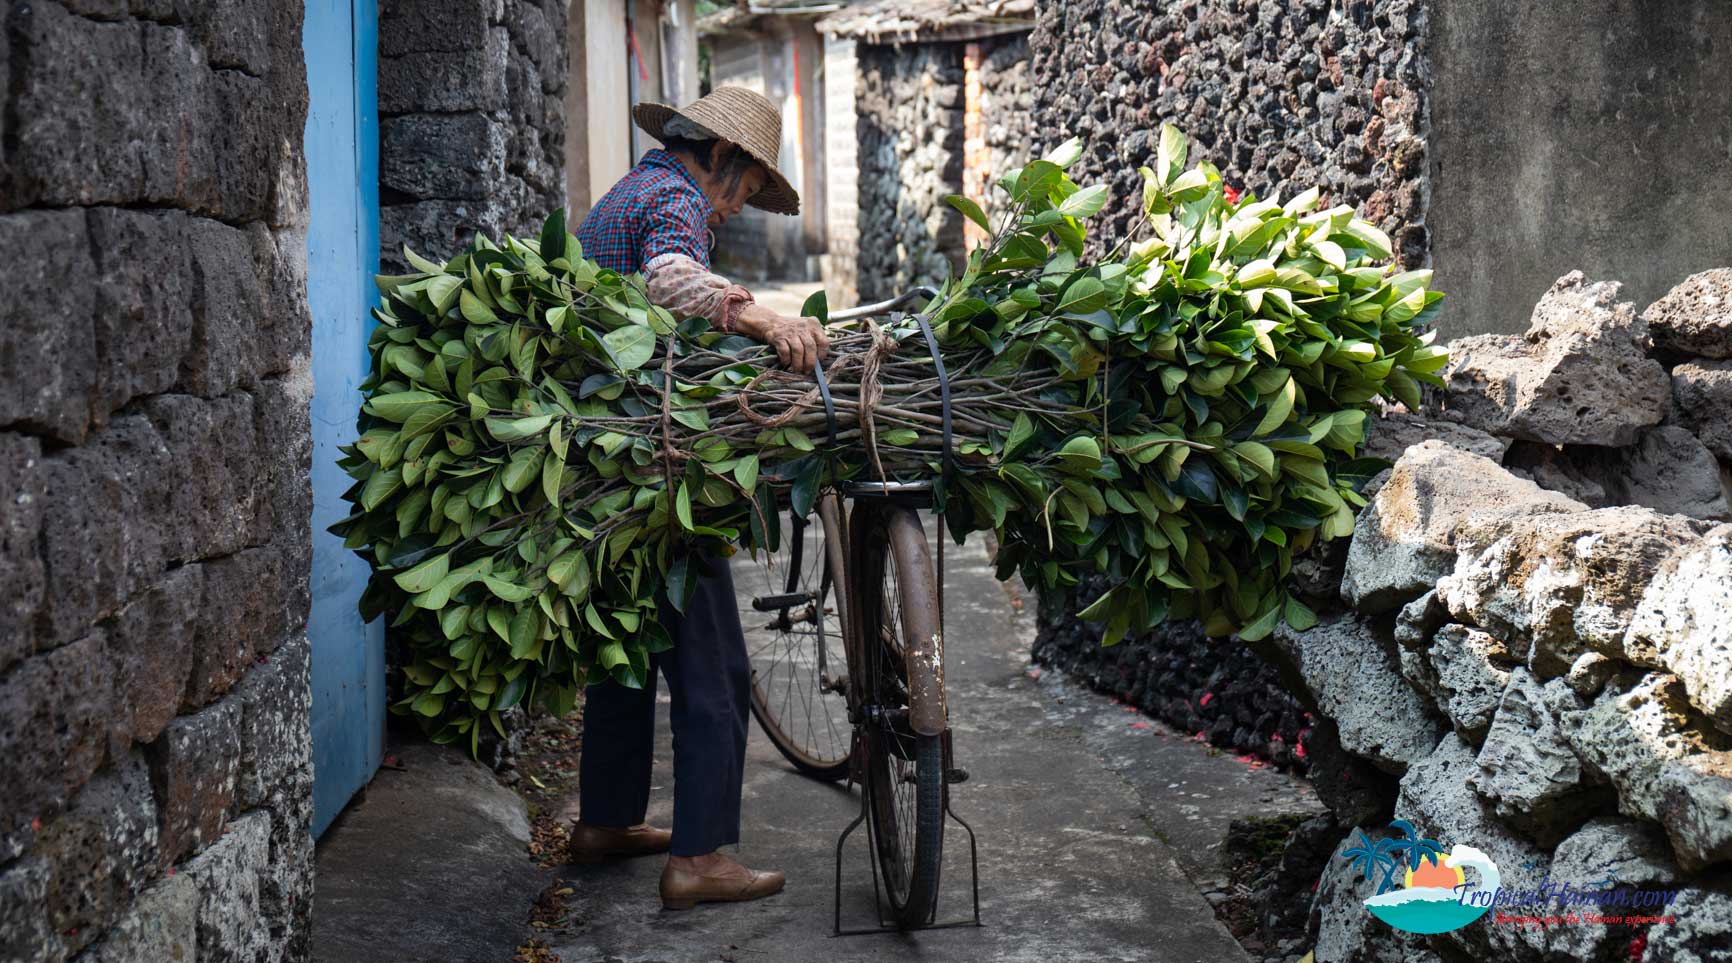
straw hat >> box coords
[632,86,800,215]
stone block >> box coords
[145,697,242,866]
[0,210,98,442]
[381,114,508,201]
[1470,671,1607,846]
[249,372,315,554]
[1502,440,1613,508]
[78,871,198,963]
[87,208,196,417]
[261,791,314,955]
[0,633,114,862]
[8,3,294,219]
[1645,884,1732,963]
[262,225,313,367]
[1614,425,1732,520]
[107,565,202,746]
[180,811,273,963]
[380,0,494,56]
[379,25,509,113]
[1557,672,1732,872]
[1644,267,1732,359]
[186,541,301,707]
[1425,624,1518,742]
[381,198,516,268]
[1625,524,1732,729]
[1552,816,1680,890]
[0,860,56,963]
[36,416,170,647]
[1268,614,1445,774]
[35,752,159,957]
[1360,409,1509,463]
[180,217,270,398]
[1441,272,1671,446]
[1342,440,1586,613]
[0,434,47,675]
[236,635,313,810]
[186,0,273,75]
[1671,360,1732,461]
[1439,507,1711,678]
[140,392,265,561]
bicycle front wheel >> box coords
[852,503,944,928]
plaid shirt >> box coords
[576,149,715,274]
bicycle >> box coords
[737,288,980,932]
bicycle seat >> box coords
[842,479,933,502]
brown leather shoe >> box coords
[566,821,672,864]
[659,853,786,910]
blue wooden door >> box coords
[304,0,384,838]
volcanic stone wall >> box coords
[855,32,1031,302]
[1291,268,1732,963]
[379,0,568,270]
[1027,0,1429,268]
[0,2,315,961]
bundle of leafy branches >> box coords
[333,125,1447,747]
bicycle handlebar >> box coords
[827,285,940,322]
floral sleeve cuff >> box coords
[643,253,755,333]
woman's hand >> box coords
[735,304,832,374]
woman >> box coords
[565,86,829,911]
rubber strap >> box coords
[812,357,839,448]
[914,313,956,495]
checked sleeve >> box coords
[638,188,714,269]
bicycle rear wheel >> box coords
[741,496,851,780]
[852,504,944,928]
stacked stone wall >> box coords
[379,0,568,270]
[1278,270,1732,963]
[1026,0,1428,267]
[0,1,315,961]
[855,32,1029,302]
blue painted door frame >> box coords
[303,0,384,838]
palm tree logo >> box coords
[1339,820,1501,935]
[1342,820,1447,895]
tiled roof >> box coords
[815,0,1034,41]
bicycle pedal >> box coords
[944,767,969,784]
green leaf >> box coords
[1057,277,1107,315]
[392,552,450,594]
[538,209,567,261]
[1253,377,1296,437]
[1056,183,1109,219]
[1057,436,1102,471]
[486,414,553,442]
[675,482,694,531]
[1005,413,1034,458]
[602,325,657,372]
[508,606,540,658]
[367,391,447,423]
[1237,604,1282,642]
[945,194,992,233]
[501,446,545,493]
[734,454,759,491]
[1043,136,1084,169]
[597,641,629,670]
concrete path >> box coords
[312,741,548,963]
[547,533,1256,963]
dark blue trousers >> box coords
[578,559,751,856]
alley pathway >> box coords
[546,533,1259,963]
